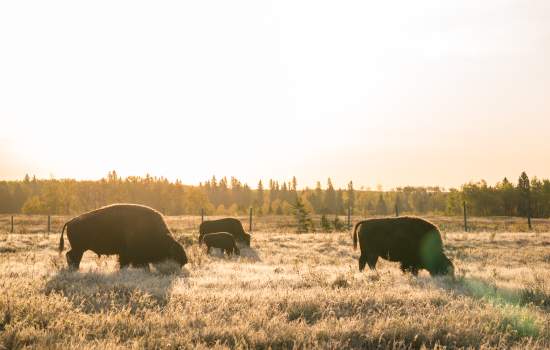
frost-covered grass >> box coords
[0,230,549,349]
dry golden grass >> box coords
[0,223,549,349]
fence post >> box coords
[347,206,351,230]
[463,201,468,232]
[201,208,204,224]
[249,207,253,233]
[11,215,14,233]
[395,203,399,217]
[47,215,51,233]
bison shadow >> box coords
[433,276,549,311]
[44,266,188,314]
[238,243,262,262]
[432,275,548,338]
[201,243,262,262]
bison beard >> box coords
[58,204,188,270]
[353,217,454,276]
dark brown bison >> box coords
[199,218,251,246]
[353,217,453,276]
[201,232,240,256]
[59,204,188,270]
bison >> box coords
[199,218,251,246]
[59,204,188,270]
[201,232,240,256]
[353,217,454,276]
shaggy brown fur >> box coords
[59,204,188,270]
[353,216,453,276]
[201,232,240,256]
[199,218,251,246]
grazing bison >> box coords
[353,217,454,276]
[201,232,240,256]
[199,218,251,246]
[59,204,188,270]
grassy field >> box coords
[1,220,549,349]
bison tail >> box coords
[59,222,68,252]
[352,221,362,250]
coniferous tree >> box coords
[324,178,336,214]
[375,194,387,215]
[293,196,313,233]
[518,171,532,229]
[335,189,344,215]
[320,214,331,232]
[497,177,516,216]
[256,180,264,215]
[346,181,355,214]
[312,181,323,213]
[394,193,400,216]
[333,215,345,231]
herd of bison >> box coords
[58,203,455,276]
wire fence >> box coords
[0,212,546,235]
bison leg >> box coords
[118,254,131,269]
[359,253,378,272]
[358,253,367,271]
[400,264,419,276]
[366,255,378,270]
[132,262,150,271]
[66,249,84,269]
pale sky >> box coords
[1,1,549,189]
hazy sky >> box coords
[1,1,549,189]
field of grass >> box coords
[1,219,549,349]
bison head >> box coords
[243,232,251,246]
[170,240,188,267]
[430,255,454,277]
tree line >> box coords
[0,171,548,218]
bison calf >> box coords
[201,232,240,257]
[59,204,188,270]
[353,216,454,276]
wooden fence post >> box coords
[395,203,399,217]
[47,215,51,233]
[347,206,351,230]
[249,207,253,233]
[201,208,204,224]
[11,215,14,233]
[463,201,468,232]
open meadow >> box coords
[1,217,549,349]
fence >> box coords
[2,215,65,235]
[0,210,545,235]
